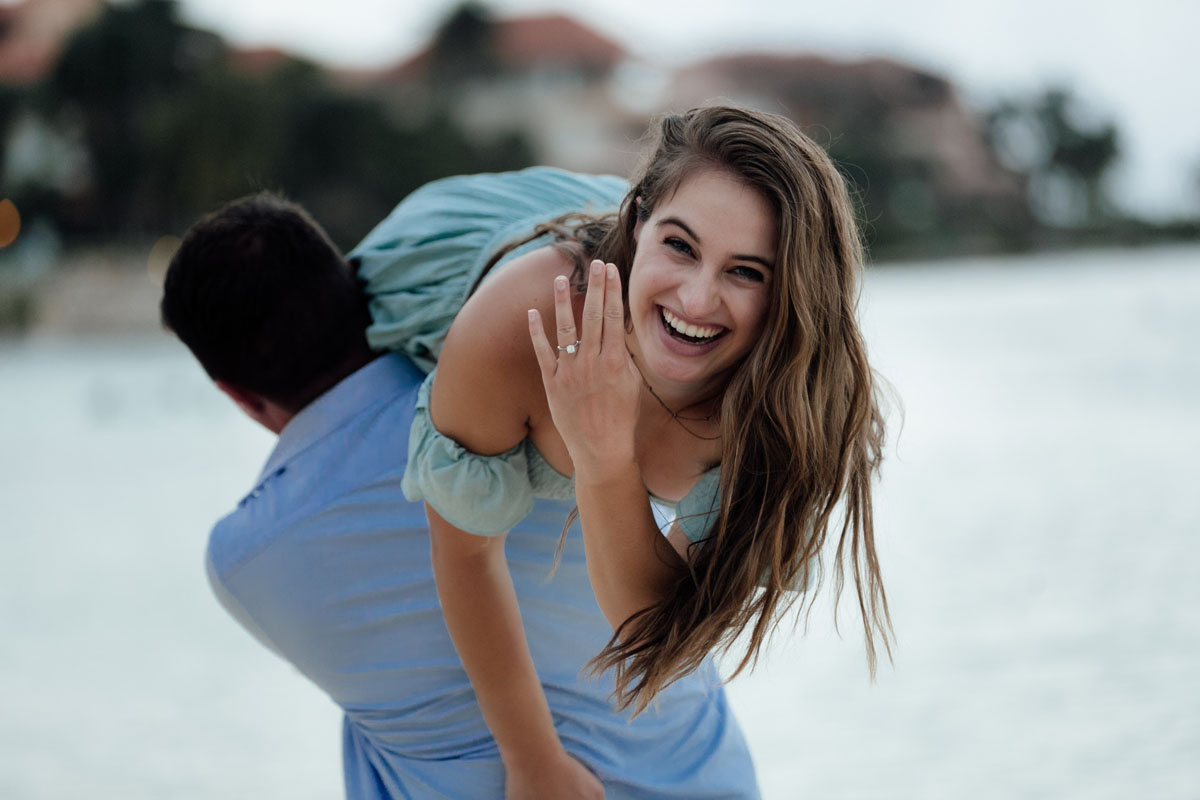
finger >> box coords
[580,259,605,356]
[527,309,557,379]
[553,274,577,350]
[602,263,625,353]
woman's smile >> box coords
[660,307,727,342]
[653,305,729,358]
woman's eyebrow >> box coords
[658,217,775,270]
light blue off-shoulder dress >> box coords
[290,167,751,797]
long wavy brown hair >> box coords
[490,106,891,714]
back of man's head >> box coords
[161,192,371,412]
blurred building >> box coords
[346,13,657,175]
[346,14,1026,249]
[226,46,295,77]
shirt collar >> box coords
[257,353,422,482]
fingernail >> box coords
[528,309,537,321]
[607,263,618,278]
[591,261,602,276]
[555,276,567,289]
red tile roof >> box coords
[673,53,952,106]
[495,13,624,68]
[228,47,294,76]
[381,13,626,83]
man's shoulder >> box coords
[208,360,419,581]
[206,462,312,582]
[207,447,413,583]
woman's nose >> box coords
[678,272,720,318]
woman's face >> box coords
[626,168,777,398]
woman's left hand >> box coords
[528,259,642,482]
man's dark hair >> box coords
[161,192,372,412]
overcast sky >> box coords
[98,0,1200,217]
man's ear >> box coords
[216,380,291,434]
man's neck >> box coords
[293,338,380,415]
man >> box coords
[162,193,512,796]
[163,188,756,799]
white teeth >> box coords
[662,308,722,339]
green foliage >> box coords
[985,86,1121,226]
[0,84,22,140]
[38,0,224,234]
[0,286,33,331]
[428,1,500,90]
[48,0,197,107]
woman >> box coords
[352,105,890,797]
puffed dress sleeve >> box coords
[400,371,534,536]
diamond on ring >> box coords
[557,340,581,355]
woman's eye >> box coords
[732,265,765,282]
[665,237,694,257]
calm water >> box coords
[2,245,1197,799]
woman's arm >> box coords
[428,249,602,798]
[571,470,686,630]
[428,509,601,798]
[528,261,687,631]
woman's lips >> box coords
[656,306,727,352]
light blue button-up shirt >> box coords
[207,352,758,799]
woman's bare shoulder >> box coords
[431,246,572,453]
[453,245,574,360]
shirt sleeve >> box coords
[400,370,534,536]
